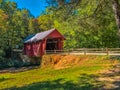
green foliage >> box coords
[38,14,54,31]
[43,0,120,48]
[0,49,5,63]
[0,0,120,68]
[0,1,42,68]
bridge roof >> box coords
[23,28,62,43]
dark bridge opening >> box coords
[46,39,58,50]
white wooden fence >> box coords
[45,48,120,56]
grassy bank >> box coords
[0,55,119,90]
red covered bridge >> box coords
[23,29,65,57]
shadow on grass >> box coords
[113,81,120,89]
[6,74,102,90]
[99,69,120,90]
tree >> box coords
[111,0,120,37]
[0,1,35,60]
[38,14,54,31]
[28,18,40,34]
[45,0,120,48]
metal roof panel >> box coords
[24,28,55,43]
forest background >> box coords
[0,0,120,68]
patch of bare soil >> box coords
[41,55,80,69]
[54,55,80,69]
[98,64,120,90]
[41,55,119,70]
[0,66,39,73]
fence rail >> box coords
[45,48,120,56]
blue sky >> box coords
[10,0,48,17]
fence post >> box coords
[54,50,56,54]
[84,48,86,55]
[68,49,70,55]
[106,48,109,55]
[44,50,46,54]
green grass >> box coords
[0,55,119,90]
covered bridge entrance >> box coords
[23,29,65,57]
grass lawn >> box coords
[0,55,119,90]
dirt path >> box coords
[0,66,39,73]
[98,64,120,90]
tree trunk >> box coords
[111,0,120,36]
